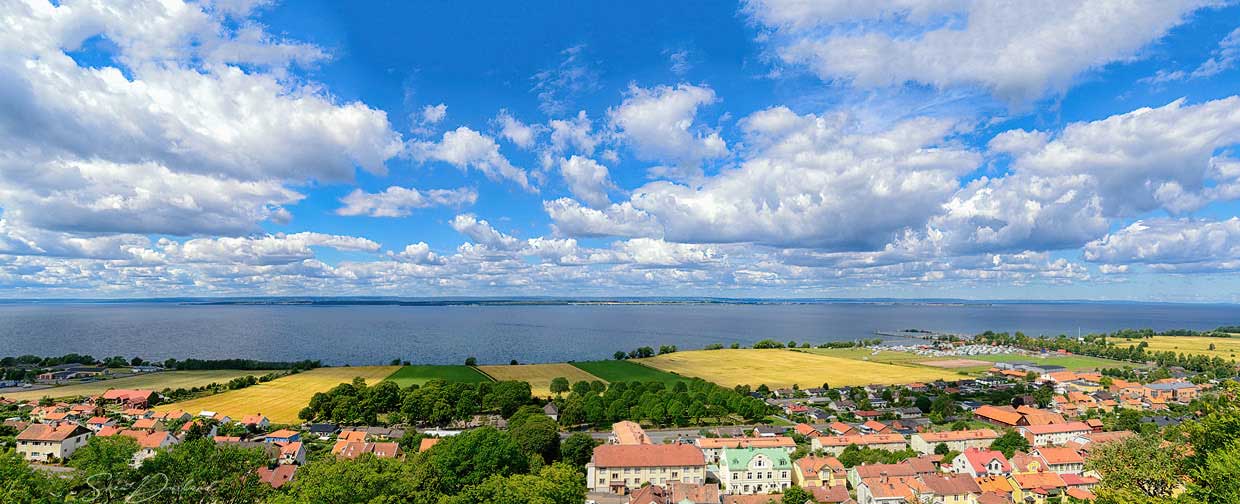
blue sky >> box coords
[2,0,1240,301]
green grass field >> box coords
[570,360,689,385]
[153,366,399,424]
[384,365,493,387]
[0,370,276,402]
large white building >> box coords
[717,447,793,495]
[586,444,706,494]
[16,423,93,462]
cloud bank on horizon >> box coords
[2,0,1240,301]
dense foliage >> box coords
[300,377,533,425]
[551,378,770,427]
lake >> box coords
[1,301,1238,365]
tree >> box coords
[421,427,529,494]
[1188,439,1240,503]
[444,462,586,504]
[549,377,570,396]
[510,413,561,463]
[68,435,140,501]
[989,430,1030,458]
[915,395,932,413]
[138,438,270,504]
[614,351,626,360]
[465,357,477,366]
[934,443,950,456]
[781,486,812,504]
[560,433,599,468]
[1086,434,1184,502]
[0,449,64,503]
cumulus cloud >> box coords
[1084,218,1240,272]
[389,242,445,265]
[421,103,448,124]
[608,83,727,177]
[160,232,381,266]
[543,198,663,238]
[746,0,1220,103]
[496,110,539,149]
[549,111,598,155]
[409,127,533,191]
[449,214,523,250]
[336,186,477,217]
[558,156,616,209]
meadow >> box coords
[1121,335,1240,360]
[569,360,689,385]
[0,370,275,402]
[152,366,399,424]
[384,365,493,388]
[475,363,603,397]
[640,349,963,388]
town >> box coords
[2,329,1236,503]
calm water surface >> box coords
[1,302,1238,365]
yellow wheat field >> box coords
[1123,336,1240,361]
[152,366,399,424]
[641,349,963,388]
[476,363,603,398]
[0,370,275,402]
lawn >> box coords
[385,365,493,388]
[0,370,276,402]
[152,366,399,424]
[640,349,963,389]
[570,360,689,385]
[475,363,604,398]
[1121,336,1240,361]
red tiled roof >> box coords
[1022,422,1091,435]
[921,474,983,496]
[794,455,844,476]
[973,405,1022,426]
[1011,472,1066,490]
[17,423,90,442]
[418,438,441,452]
[815,433,906,447]
[258,465,297,489]
[961,447,1011,474]
[917,429,998,443]
[1035,447,1084,465]
[592,444,705,468]
[696,436,795,449]
[101,389,155,402]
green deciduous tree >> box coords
[560,433,598,468]
[989,430,1031,458]
[1086,434,1185,502]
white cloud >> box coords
[389,242,445,265]
[160,232,381,266]
[421,103,448,124]
[608,83,727,177]
[558,156,615,209]
[543,198,663,239]
[496,110,539,149]
[337,186,477,217]
[449,214,523,250]
[549,111,598,155]
[1192,27,1240,78]
[409,127,534,191]
[667,49,691,75]
[530,45,599,116]
[747,0,1221,103]
[1084,218,1240,272]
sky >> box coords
[2,0,1240,301]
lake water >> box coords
[0,302,1238,365]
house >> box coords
[543,403,559,422]
[1032,447,1084,475]
[15,423,93,462]
[753,425,790,437]
[152,409,190,422]
[856,476,921,504]
[306,423,338,439]
[198,411,231,424]
[910,429,999,454]
[258,465,298,489]
[1144,381,1199,403]
[100,389,156,408]
[332,440,401,460]
[586,444,707,494]
[847,457,939,489]
[1015,406,1065,426]
[240,414,270,430]
[128,430,178,466]
[627,482,721,504]
[179,419,217,438]
[952,447,1011,477]
[809,485,854,504]
[418,438,441,452]
[120,408,152,421]
[860,420,889,434]
[276,441,305,465]
[265,429,301,444]
[131,418,159,431]
[84,416,116,432]
[1008,472,1067,504]
[695,436,796,464]
[812,433,908,456]
[792,455,846,487]
[972,405,1022,428]
[793,423,821,438]
[717,447,793,495]
[919,474,982,504]
[1019,422,1092,447]
[610,420,653,445]
[827,421,856,436]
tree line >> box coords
[300,378,534,426]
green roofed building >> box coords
[718,447,793,495]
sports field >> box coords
[153,366,399,424]
[570,360,689,385]
[1121,336,1240,360]
[476,363,603,397]
[0,370,275,402]
[385,365,493,388]
[640,349,963,388]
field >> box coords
[919,359,992,369]
[153,366,399,424]
[570,360,689,385]
[804,347,1136,374]
[1121,336,1240,360]
[640,349,963,388]
[384,365,493,388]
[0,370,275,402]
[476,363,603,397]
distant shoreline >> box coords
[0,296,1235,307]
